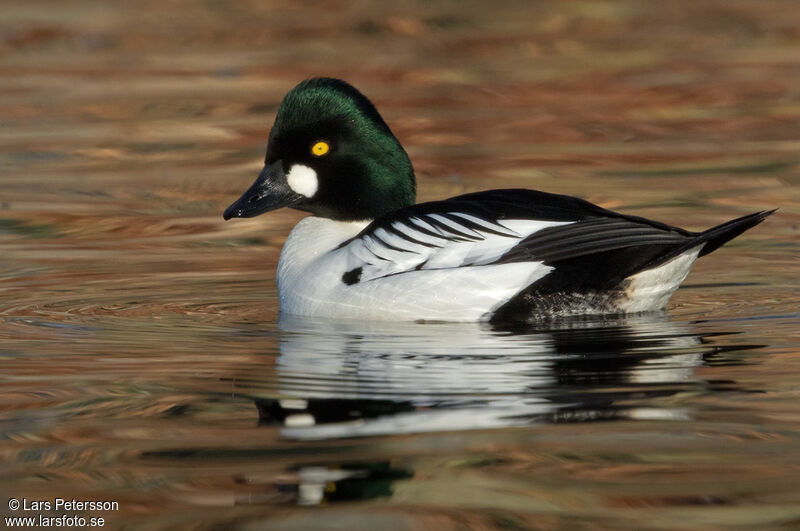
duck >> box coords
[223,78,773,323]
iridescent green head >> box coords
[224,78,415,222]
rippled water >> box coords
[2,1,800,529]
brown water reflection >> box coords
[2,0,800,529]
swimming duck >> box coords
[223,78,773,323]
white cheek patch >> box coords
[286,164,318,198]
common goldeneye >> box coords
[223,78,773,323]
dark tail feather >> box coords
[637,209,775,272]
[696,209,776,257]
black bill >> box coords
[223,160,303,220]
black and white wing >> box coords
[334,189,697,286]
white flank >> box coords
[286,164,318,197]
[276,217,559,322]
[620,245,703,313]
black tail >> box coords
[636,209,775,272]
[696,209,775,257]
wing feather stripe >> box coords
[448,212,519,234]
[387,222,443,249]
[404,217,449,240]
[362,236,397,261]
[428,212,483,240]
[370,230,419,254]
[443,212,521,238]
[426,214,484,241]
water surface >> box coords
[2,1,800,529]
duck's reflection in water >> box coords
[269,462,414,506]
[253,313,756,440]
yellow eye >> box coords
[311,141,330,157]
